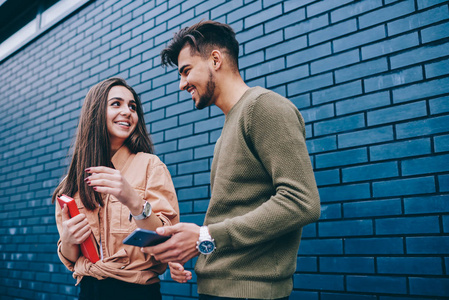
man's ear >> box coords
[210,50,222,69]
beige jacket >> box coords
[55,146,179,285]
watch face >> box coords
[198,240,215,254]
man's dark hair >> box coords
[161,20,239,70]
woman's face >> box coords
[106,86,138,152]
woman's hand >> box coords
[85,166,141,213]
[60,204,90,262]
[60,204,92,245]
[169,262,192,283]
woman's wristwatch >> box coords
[129,201,152,221]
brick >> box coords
[430,96,449,114]
[245,57,285,80]
[337,25,386,53]
[336,57,388,84]
[396,115,449,139]
[319,183,371,203]
[296,256,318,272]
[343,161,398,183]
[307,0,353,17]
[422,21,449,43]
[365,66,423,93]
[336,91,391,116]
[285,14,328,39]
[435,134,449,152]
[265,7,306,33]
[244,30,283,54]
[388,5,449,36]
[312,49,359,75]
[194,172,211,185]
[312,81,362,105]
[314,113,365,136]
[368,101,427,126]
[194,144,215,159]
[306,136,337,154]
[298,239,343,255]
[294,273,344,291]
[344,198,402,218]
[405,194,449,214]
[320,257,375,273]
[236,25,263,44]
[178,133,209,150]
[440,174,449,192]
[286,42,332,67]
[320,203,342,219]
[370,138,431,161]
[210,0,245,19]
[402,154,449,176]
[178,159,209,175]
[321,293,376,300]
[347,276,407,294]
[409,277,449,298]
[301,104,334,123]
[316,148,368,169]
[266,36,307,60]
[407,236,449,254]
[417,0,449,9]
[287,73,334,96]
[377,216,440,235]
[151,116,178,133]
[319,219,373,237]
[244,4,282,28]
[391,42,449,70]
[177,186,209,201]
[310,19,357,46]
[359,1,415,29]
[373,177,435,198]
[331,0,382,23]
[165,124,193,141]
[227,1,262,24]
[194,116,224,134]
[425,57,449,78]
[338,126,394,149]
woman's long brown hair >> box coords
[52,77,154,210]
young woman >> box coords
[53,77,179,299]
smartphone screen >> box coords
[123,228,170,247]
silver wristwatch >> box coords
[129,201,152,221]
[196,226,216,255]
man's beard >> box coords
[195,71,215,110]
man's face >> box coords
[178,45,216,110]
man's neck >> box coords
[214,75,249,115]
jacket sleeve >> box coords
[55,203,76,271]
[144,160,180,226]
[208,93,321,249]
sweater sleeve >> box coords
[208,92,321,249]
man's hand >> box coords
[141,223,200,264]
[169,262,192,283]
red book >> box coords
[57,194,100,263]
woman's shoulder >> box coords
[135,152,164,166]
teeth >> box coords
[118,122,130,126]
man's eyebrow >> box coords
[179,64,189,75]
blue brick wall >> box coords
[0,0,448,299]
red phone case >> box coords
[57,194,100,263]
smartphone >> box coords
[123,228,170,247]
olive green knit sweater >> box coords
[195,87,321,299]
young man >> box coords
[142,20,321,300]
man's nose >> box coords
[179,76,188,91]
